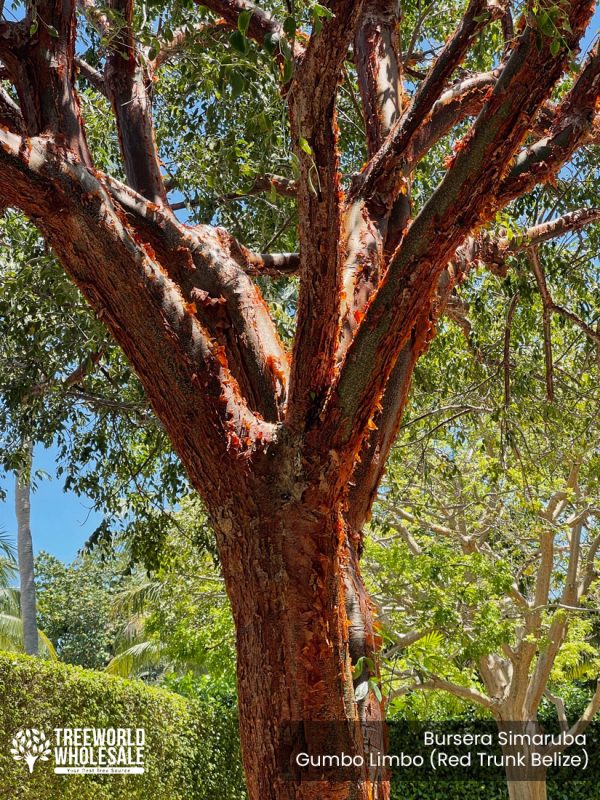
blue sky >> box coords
[0,444,101,562]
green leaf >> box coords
[282,58,294,84]
[229,70,246,99]
[298,136,313,156]
[312,3,334,18]
[352,656,366,680]
[256,112,271,133]
[279,36,292,60]
[290,153,301,179]
[550,38,561,56]
[229,30,249,55]
[369,680,382,703]
[238,10,252,36]
[283,16,296,38]
[47,25,59,38]
[29,21,39,36]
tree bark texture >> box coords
[506,780,547,800]
[216,476,388,799]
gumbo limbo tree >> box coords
[0,0,599,796]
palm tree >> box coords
[15,440,39,655]
[105,577,169,678]
[0,529,55,658]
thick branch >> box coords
[338,0,497,361]
[497,39,600,206]
[105,0,168,205]
[354,0,403,157]
[461,206,600,277]
[350,0,495,211]
[324,0,595,471]
[2,1,91,165]
[75,57,106,95]
[103,176,290,419]
[0,129,274,500]
[287,0,364,423]
[339,0,409,360]
[403,675,495,709]
[406,70,499,170]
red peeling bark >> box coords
[105,0,168,205]
[0,1,598,799]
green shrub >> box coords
[1,652,594,799]
[0,652,246,799]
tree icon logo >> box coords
[11,729,52,772]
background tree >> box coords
[0,529,56,657]
[15,440,38,654]
[34,550,128,668]
[367,238,599,800]
[0,1,598,798]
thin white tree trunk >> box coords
[507,780,547,800]
[15,441,38,656]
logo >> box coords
[11,729,52,773]
[10,727,145,775]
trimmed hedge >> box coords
[0,652,246,800]
[0,653,594,799]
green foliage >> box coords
[0,651,245,799]
[106,498,236,685]
[366,216,599,715]
[35,551,128,669]
[0,211,187,564]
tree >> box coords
[14,440,38,655]
[34,550,127,668]
[365,240,599,800]
[0,530,56,657]
[0,0,598,797]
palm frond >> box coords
[0,529,17,587]
[114,613,148,649]
[0,613,57,659]
[0,587,20,616]
[105,639,166,677]
[111,579,163,617]
[0,529,16,562]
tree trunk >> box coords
[507,780,547,800]
[499,718,547,800]
[214,470,389,800]
[15,441,38,656]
